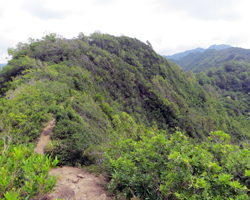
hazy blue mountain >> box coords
[207,44,232,51]
[0,63,7,69]
[165,44,231,60]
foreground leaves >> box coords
[104,116,250,199]
[0,141,58,199]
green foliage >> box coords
[104,118,250,199]
[4,32,250,140]
[0,141,58,199]
[45,93,111,166]
[2,32,250,199]
[194,61,250,139]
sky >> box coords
[0,0,250,63]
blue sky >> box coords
[0,0,250,62]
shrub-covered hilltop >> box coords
[1,32,250,199]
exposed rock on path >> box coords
[48,166,111,200]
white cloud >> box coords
[155,0,240,21]
[23,1,68,20]
[0,0,250,62]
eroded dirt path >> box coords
[48,166,111,200]
[34,118,112,200]
[34,118,56,154]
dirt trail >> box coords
[34,118,56,154]
[34,118,112,200]
[48,166,111,200]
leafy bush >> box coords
[104,116,250,199]
[0,141,58,199]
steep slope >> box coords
[2,32,250,199]
[170,46,250,127]
[1,32,250,168]
[196,60,250,121]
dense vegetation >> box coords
[0,141,58,199]
[195,60,250,134]
[1,32,250,199]
[105,115,250,199]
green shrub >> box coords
[104,118,250,199]
[0,141,58,199]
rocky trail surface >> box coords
[34,118,112,200]
[48,167,110,200]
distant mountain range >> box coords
[168,47,250,72]
[165,44,232,60]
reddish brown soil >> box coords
[48,166,111,200]
[34,118,112,200]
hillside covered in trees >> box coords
[1,33,250,199]
[196,60,250,130]
[171,47,250,72]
